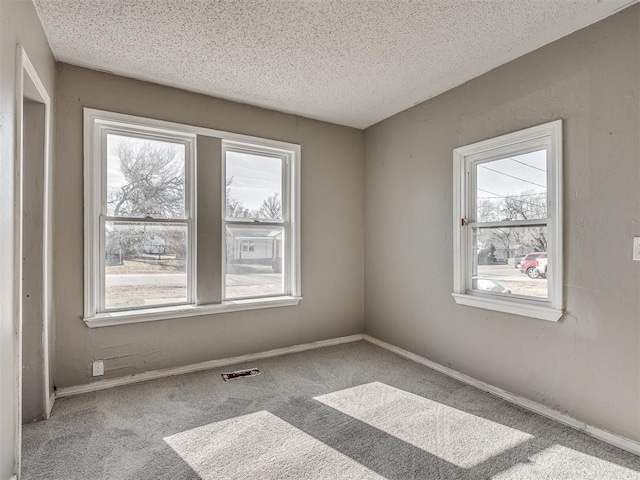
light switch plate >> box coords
[634,237,640,261]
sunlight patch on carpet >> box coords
[314,381,533,468]
[492,444,640,479]
[164,410,384,479]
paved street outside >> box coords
[103,262,545,306]
[477,264,547,298]
[105,270,283,307]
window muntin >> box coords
[223,144,291,301]
[453,120,563,320]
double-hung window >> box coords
[84,110,301,326]
[85,122,196,314]
[452,120,563,321]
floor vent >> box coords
[222,368,261,381]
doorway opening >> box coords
[14,45,53,477]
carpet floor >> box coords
[22,341,640,479]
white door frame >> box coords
[14,44,53,478]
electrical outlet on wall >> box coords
[634,237,640,262]
[92,360,104,377]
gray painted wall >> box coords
[53,64,365,388]
[0,0,55,476]
[364,6,640,442]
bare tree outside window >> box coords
[226,178,282,220]
[226,177,252,218]
[108,140,185,218]
[258,192,282,220]
[477,188,547,260]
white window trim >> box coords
[452,120,563,322]
[84,114,197,317]
[83,109,302,327]
[82,296,302,328]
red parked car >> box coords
[518,252,547,278]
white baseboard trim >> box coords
[363,334,640,457]
[56,334,364,399]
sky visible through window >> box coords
[108,139,281,214]
[476,150,547,204]
[226,151,282,211]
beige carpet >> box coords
[22,341,640,479]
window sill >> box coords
[451,293,562,322]
[83,296,303,328]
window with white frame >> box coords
[84,110,301,326]
[452,120,563,321]
[87,124,196,313]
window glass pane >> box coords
[472,226,548,299]
[105,221,187,309]
[476,150,547,222]
[107,133,186,218]
[226,151,283,220]
[225,224,285,299]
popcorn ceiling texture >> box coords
[33,0,632,128]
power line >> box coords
[508,157,546,173]
[478,164,546,189]
[477,188,511,198]
[477,188,546,209]
[477,189,545,199]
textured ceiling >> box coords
[34,0,635,128]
